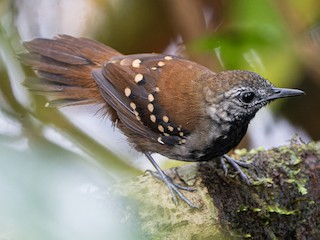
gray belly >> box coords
[187,123,249,162]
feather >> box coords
[91,54,189,146]
[21,35,121,107]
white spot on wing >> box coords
[134,73,143,83]
[148,94,155,102]
[158,125,164,132]
[124,87,131,97]
[157,61,165,67]
[132,59,141,68]
[157,137,164,144]
[150,114,156,123]
[148,103,154,112]
[163,116,169,123]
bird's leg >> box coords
[220,154,251,185]
[145,152,197,208]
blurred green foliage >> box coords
[194,0,299,86]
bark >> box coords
[114,138,320,239]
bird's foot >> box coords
[145,153,198,208]
[147,170,197,208]
[220,154,251,185]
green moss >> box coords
[201,141,320,239]
[251,177,274,186]
[244,233,252,238]
[296,182,308,195]
[266,205,296,215]
[234,148,248,156]
[252,208,262,212]
[248,147,265,155]
[237,205,249,212]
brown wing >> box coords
[92,54,193,146]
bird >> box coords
[20,35,305,208]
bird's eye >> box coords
[240,91,255,104]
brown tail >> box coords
[20,35,121,107]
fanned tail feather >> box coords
[20,35,121,107]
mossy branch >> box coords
[114,139,320,239]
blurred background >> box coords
[0,0,319,239]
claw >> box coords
[145,152,198,208]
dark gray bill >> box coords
[266,87,305,102]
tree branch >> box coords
[114,139,320,239]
